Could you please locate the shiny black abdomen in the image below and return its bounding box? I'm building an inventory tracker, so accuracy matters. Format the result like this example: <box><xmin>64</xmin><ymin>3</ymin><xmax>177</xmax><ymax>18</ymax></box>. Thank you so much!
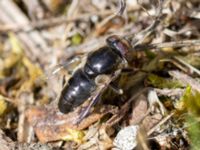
<box><xmin>59</xmin><ymin>46</ymin><xmax>123</xmax><ymax>114</ymax></box>
<box><xmin>84</xmin><ymin>46</ymin><xmax>122</xmax><ymax>77</ymax></box>
<box><xmin>58</xmin><ymin>69</ymin><xmax>96</xmax><ymax>113</ymax></box>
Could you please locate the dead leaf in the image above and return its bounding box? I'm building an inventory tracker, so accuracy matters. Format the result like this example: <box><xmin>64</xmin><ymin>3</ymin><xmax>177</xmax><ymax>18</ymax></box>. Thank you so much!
<box><xmin>129</xmin><ymin>94</ymin><xmax>148</xmax><ymax>125</ymax></box>
<box><xmin>78</xmin><ymin>125</ymin><xmax>113</xmax><ymax>150</ymax></box>
<box><xmin>26</xmin><ymin>105</ymin><xmax>118</xmax><ymax>143</ymax></box>
<box><xmin>142</xmin><ymin>113</ymin><xmax>163</xmax><ymax>131</ymax></box>
<box><xmin>169</xmin><ymin>70</ymin><xmax>200</xmax><ymax>93</ymax></box>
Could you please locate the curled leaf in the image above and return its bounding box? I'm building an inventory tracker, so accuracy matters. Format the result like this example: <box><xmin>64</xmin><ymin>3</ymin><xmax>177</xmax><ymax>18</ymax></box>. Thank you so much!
<box><xmin>26</xmin><ymin>105</ymin><xmax>118</xmax><ymax>143</ymax></box>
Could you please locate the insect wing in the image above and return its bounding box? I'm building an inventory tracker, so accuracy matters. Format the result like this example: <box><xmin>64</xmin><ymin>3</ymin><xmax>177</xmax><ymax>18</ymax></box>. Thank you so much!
<box><xmin>76</xmin><ymin>70</ymin><xmax>122</xmax><ymax>124</ymax></box>
<box><xmin>35</xmin><ymin>54</ymin><xmax>86</xmax><ymax>87</ymax></box>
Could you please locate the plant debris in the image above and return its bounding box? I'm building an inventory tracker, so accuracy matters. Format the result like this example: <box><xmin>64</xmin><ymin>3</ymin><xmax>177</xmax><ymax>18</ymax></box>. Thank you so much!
<box><xmin>1</xmin><ymin>0</ymin><xmax>200</xmax><ymax>149</ymax></box>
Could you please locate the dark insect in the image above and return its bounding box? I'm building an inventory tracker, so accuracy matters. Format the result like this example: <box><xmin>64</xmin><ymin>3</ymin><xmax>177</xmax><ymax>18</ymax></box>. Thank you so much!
<box><xmin>58</xmin><ymin>35</ymin><xmax>132</xmax><ymax>123</ymax></box>
<box><xmin>57</xmin><ymin>0</ymin><xmax>163</xmax><ymax>123</ymax></box>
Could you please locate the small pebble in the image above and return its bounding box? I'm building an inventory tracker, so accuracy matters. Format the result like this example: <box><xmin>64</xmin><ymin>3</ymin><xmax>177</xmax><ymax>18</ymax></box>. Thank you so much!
<box><xmin>113</xmin><ymin>125</ymin><xmax>139</xmax><ymax>150</ymax></box>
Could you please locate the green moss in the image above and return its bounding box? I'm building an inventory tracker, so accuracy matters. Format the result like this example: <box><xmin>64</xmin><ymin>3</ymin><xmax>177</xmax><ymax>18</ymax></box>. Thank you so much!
<box><xmin>181</xmin><ymin>87</ymin><xmax>200</xmax><ymax>150</ymax></box>
<box><xmin>147</xmin><ymin>74</ymin><xmax>183</xmax><ymax>88</ymax></box>
<box><xmin>182</xmin><ymin>86</ymin><xmax>200</xmax><ymax>117</ymax></box>
<box><xmin>187</xmin><ymin>115</ymin><xmax>200</xmax><ymax>150</ymax></box>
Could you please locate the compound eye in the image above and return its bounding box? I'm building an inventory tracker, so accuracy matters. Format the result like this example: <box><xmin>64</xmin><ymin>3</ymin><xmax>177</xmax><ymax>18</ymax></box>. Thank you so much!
<box><xmin>106</xmin><ymin>35</ymin><xmax>130</xmax><ymax>57</ymax></box>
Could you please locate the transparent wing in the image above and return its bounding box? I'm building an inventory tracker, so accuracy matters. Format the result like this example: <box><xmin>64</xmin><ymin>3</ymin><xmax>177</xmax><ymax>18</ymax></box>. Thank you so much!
<box><xmin>46</xmin><ymin>55</ymin><xmax>83</xmax><ymax>79</ymax></box>
<box><xmin>36</xmin><ymin>55</ymin><xmax>85</xmax><ymax>84</ymax></box>
<box><xmin>75</xmin><ymin>70</ymin><xmax>122</xmax><ymax>124</ymax></box>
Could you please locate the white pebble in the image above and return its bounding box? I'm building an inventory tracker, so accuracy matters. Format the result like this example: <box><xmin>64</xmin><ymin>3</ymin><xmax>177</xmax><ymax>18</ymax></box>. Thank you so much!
<box><xmin>113</xmin><ymin>125</ymin><xmax>139</xmax><ymax>150</ymax></box>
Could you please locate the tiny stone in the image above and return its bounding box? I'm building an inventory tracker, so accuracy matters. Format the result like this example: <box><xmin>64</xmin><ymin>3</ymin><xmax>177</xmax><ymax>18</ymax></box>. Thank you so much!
<box><xmin>113</xmin><ymin>125</ymin><xmax>139</xmax><ymax>150</ymax></box>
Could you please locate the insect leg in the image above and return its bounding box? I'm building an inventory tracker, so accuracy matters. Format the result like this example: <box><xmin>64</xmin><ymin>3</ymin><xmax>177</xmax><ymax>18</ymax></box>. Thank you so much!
<box><xmin>61</xmin><ymin>75</ymin><xmax>66</xmax><ymax>87</ymax></box>
<box><xmin>109</xmin><ymin>82</ymin><xmax>123</xmax><ymax>95</ymax></box>
<box><xmin>75</xmin><ymin>93</ymin><xmax>102</xmax><ymax>125</ymax></box>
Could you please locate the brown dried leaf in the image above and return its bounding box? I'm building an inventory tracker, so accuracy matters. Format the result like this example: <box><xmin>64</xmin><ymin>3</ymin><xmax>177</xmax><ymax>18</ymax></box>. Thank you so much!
<box><xmin>142</xmin><ymin>113</ymin><xmax>163</xmax><ymax>131</ymax></box>
<box><xmin>78</xmin><ymin>125</ymin><xmax>113</xmax><ymax>150</ymax></box>
<box><xmin>129</xmin><ymin>94</ymin><xmax>148</xmax><ymax>125</ymax></box>
<box><xmin>26</xmin><ymin>105</ymin><xmax>118</xmax><ymax>143</ymax></box>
